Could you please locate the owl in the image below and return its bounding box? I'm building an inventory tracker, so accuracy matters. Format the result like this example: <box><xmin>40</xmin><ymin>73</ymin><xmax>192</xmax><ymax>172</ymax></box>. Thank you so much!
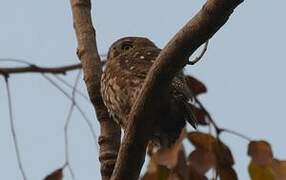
<box><xmin>101</xmin><ymin>37</ymin><xmax>197</xmax><ymax>147</ymax></box>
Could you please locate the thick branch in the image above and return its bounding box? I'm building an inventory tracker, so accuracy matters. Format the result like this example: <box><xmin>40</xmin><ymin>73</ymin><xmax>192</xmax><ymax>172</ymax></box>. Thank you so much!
<box><xmin>111</xmin><ymin>0</ymin><xmax>243</xmax><ymax>180</ymax></box>
<box><xmin>69</xmin><ymin>0</ymin><xmax>121</xmax><ymax>179</ymax></box>
<box><xmin>0</xmin><ymin>64</ymin><xmax>81</xmax><ymax>75</ymax></box>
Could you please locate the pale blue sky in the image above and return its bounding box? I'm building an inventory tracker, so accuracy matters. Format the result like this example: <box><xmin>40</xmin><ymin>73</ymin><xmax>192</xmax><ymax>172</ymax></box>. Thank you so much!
<box><xmin>1</xmin><ymin>0</ymin><xmax>286</xmax><ymax>179</ymax></box>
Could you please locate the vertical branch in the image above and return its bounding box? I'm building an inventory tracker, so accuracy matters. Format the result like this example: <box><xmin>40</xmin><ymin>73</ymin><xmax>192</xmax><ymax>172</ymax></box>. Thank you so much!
<box><xmin>69</xmin><ymin>0</ymin><xmax>121</xmax><ymax>179</ymax></box>
<box><xmin>4</xmin><ymin>77</ymin><xmax>27</xmax><ymax>180</ymax></box>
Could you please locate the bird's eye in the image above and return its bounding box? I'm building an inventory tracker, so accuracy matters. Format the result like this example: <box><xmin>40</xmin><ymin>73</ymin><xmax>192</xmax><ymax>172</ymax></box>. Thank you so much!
<box><xmin>121</xmin><ymin>43</ymin><xmax>133</xmax><ymax>51</ymax></box>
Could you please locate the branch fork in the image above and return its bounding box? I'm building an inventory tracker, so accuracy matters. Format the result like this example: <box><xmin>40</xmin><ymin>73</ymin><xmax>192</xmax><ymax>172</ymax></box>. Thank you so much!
<box><xmin>69</xmin><ymin>0</ymin><xmax>243</xmax><ymax>179</ymax></box>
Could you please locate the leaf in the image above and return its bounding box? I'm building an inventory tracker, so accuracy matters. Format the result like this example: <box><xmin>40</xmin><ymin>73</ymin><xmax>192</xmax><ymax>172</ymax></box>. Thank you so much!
<box><xmin>215</xmin><ymin>140</ymin><xmax>237</xmax><ymax>179</ymax></box>
<box><xmin>171</xmin><ymin>148</ymin><xmax>189</xmax><ymax>180</ymax></box>
<box><xmin>187</xmin><ymin>132</ymin><xmax>216</xmax><ymax>151</ymax></box>
<box><xmin>185</xmin><ymin>76</ymin><xmax>207</xmax><ymax>96</ymax></box>
<box><xmin>142</xmin><ymin>158</ymin><xmax>171</xmax><ymax>180</ymax></box>
<box><xmin>248</xmin><ymin>141</ymin><xmax>273</xmax><ymax>166</ymax></box>
<box><xmin>191</xmin><ymin>105</ymin><xmax>209</xmax><ymax>125</ymax></box>
<box><xmin>188</xmin><ymin>167</ymin><xmax>208</xmax><ymax>180</ymax></box>
<box><xmin>153</xmin><ymin>130</ymin><xmax>186</xmax><ymax>168</ymax></box>
<box><xmin>188</xmin><ymin>149</ymin><xmax>215</xmax><ymax>175</ymax></box>
<box><xmin>143</xmin><ymin>131</ymin><xmax>186</xmax><ymax>180</ymax></box>
<box><xmin>44</xmin><ymin>168</ymin><xmax>63</xmax><ymax>180</ymax></box>
<box><xmin>248</xmin><ymin>161</ymin><xmax>274</xmax><ymax>180</ymax></box>
<box><xmin>248</xmin><ymin>140</ymin><xmax>286</xmax><ymax>180</ymax></box>
<box><xmin>217</xmin><ymin>166</ymin><xmax>238</xmax><ymax>180</ymax></box>
<box><xmin>248</xmin><ymin>159</ymin><xmax>286</xmax><ymax>180</ymax></box>
<box><xmin>272</xmin><ymin>159</ymin><xmax>286</xmax><ymax>179</ymax></box>
<box><xmin>188</xmin><ymin>132</ymin><xmax>237</xmax><ymax>179</ymax></box>
<box><xmin>215</xmin><ymin>140</ymin><xmax>234</xmax><ymax>167</ymax></box>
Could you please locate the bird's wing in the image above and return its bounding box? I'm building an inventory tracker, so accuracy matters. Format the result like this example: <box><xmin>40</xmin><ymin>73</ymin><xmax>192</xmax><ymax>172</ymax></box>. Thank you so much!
<box><xmin>171</xmin><ymin>73</ymin><xmax>198</xmax><ymax>128</ymax></box>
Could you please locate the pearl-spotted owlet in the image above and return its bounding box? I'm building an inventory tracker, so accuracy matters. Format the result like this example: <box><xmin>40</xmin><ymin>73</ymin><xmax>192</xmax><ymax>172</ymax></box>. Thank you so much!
<box><xmin>101</xmin><ymin>36</ymin><xmax>197</xmax><ymax>147</ymax></box>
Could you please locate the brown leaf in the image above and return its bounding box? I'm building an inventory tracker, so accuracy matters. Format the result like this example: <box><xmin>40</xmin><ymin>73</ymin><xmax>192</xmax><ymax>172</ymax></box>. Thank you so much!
<box><xmin>167</xmin><ymin>173</ymin><xmax>180</xmax><ymax>180</ymax></box>
<box><xmin>191</xmin><ymin>105</ymin><xmax>209</xmax><ymax>125</ymax></box>
<box><xmin>248</xmin><ymin>160</ymin><xmax>274</xmax><ymax>180</ymax></box>
<box><xmin>187</xmin><ymin>132</ymin><xmax>216</xmax><ymax>151</ymax></box>
<box><xmin>248</xmin><ymin>159</ymin><xmax>286</xmax><ymax>180</ymax></box>
<box><xmin>248</xmin><ymin>141</ymin><xmax>273</xmax><ymax>166</ymax></box>
<box><xmin>247</xmin><ymin>140</ymin><xmax>286</xmax><ymax>180</ymax></box>
<box><xmin>144</xmin><ymin>131</ymin><xmax>187</xmax><ymax>180</ymax></box>
<box><xmin>185</xmin><ymin>76</ymin><xmax>207</xmax><ymax>96</ymax></box>
<box><xmin>188</xmin><ymin>132</ymin><xmax>237</xmax><ymax>179</ymax></box>
<box><xmin>214</xmin><ymin>140</ymin><xmax>237</xmax><ymax>179</ymax></box>
<box><xmin>271</xmin><ymin>159</ymin><xmax>286</xmax><ymax>179</ymax></box>
<box><xmin>188</xmin><ymin>149</ymin><xmax>216</xmax><ymax>175</ymax></box>
<box><xmin>171</xmin><ymin>148</ymin><xmax>189</xmax><ymax>180</ymax></box>
<box><xmin>44</xmin><ymin>168</ymin><xmax>63</xmax><ymax>180</ymax></box>
<box><xmin>189</xmin><ymin>167</ymin><xmax>208</xmax><ymax>180</ymax></box>
<box><xmin>142</xmin><ymin>158</ymin><xmax>171</xmax><ymax>180</ymax></box>
<box><xmin>215</xmin><ymin>140</ymin><xmax>234</xmax><ymax>167</ymax></box>
<box><xmin>153</xmin><ymin>130</ymin><xmax>186</xmax><ymax>168</ymax></box>
<box><xmin>217</xmin><ymin>166</ymin><xmax>238</xmax><ymax>180</ymax></box>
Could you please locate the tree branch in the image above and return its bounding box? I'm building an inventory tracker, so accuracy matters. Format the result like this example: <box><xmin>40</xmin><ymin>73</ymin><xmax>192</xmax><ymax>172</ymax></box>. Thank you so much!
<box><xmin>111</xmin><ymin>0</ymin><xmax>243</xmax><ymax>179</ymax></box>
<box><xmin>69</xmin><ymin>0</ymin><xmax>121</xmax><ymax>180</ymax></box>
<box><xmin>0</xmin><ymin>63</ymin><xmax>81</xmax><ymax>75</ymax></box>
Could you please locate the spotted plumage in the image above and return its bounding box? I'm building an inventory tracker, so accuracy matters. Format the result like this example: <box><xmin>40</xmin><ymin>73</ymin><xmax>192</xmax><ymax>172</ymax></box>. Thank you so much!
<box><xmin>101</xmin><ymin>37</ymin><xmax>197</xmax><ymax>147</ymax></box>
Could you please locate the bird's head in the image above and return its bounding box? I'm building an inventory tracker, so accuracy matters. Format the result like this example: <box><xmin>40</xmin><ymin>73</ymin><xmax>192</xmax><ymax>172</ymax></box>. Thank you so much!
<box><xmin>107</xmin><ymin>36</ymin><xmax>157</xmax><ymax>59</ymax></box>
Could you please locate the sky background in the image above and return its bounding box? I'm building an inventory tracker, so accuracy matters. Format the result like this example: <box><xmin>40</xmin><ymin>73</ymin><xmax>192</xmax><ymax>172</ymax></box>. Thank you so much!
<box><xmin>1</xmin><ymin>0</ymin><xmax>286</xmax><ymax>179</ymax></box>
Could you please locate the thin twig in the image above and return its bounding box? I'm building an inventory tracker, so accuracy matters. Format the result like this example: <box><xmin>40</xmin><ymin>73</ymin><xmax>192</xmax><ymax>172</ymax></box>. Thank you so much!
<box><xmin>194</xmin><ymin>97</ymin><xmax>251</xmax><ymax>141</ymax></box>
<box><xmin>0</xmin><ymin>58</ymin><xmax>34</xmax><ymax>65</ymax></box>
<box><xmin>53</xmin><ymin>75</ymin><xmax>89</xmax><ymax>101</ymax></box>
<box><xmin>0</xmin><ymin>58</ymin><xmax>106</xmax><ymax>76</ymax></box>
<box><xmin>4</xmin><ymin>76</ymin><xmax>27</xmax><ymax>180</ymax></box>
<box><xmin>194</xmin><ymin>96</ymin><xmax>221</xmax><ymax>134</ymax></box>
<box><xmin>188</xmin><ymin>40</ymin><xmax>209</xmax><ymax>65</ymax></box>
<box><xmin>41</xmin><ymin>73</ymin><xmax>98</xmax><ymax>148</ymax></box>
<box><xmin>63</xmin><ymin>103</ymin><xmax>76</xmax><ymax>180</ymax></box>
<box><xmin>220</xmin><ymin>128</ymin><xmax>252</xmax><ymax>141</ymax></box>
<box><xmin>63</xmin><ymin>71</ymin><xmax>82</xmax><ymax>180</ymax></box>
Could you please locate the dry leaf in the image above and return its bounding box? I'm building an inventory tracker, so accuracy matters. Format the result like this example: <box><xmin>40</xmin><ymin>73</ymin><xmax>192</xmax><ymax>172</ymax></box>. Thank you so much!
<box><xmin>248</xmin><ymin>140</ymin><xmax>286</xmax><ymax>180</ymax></box>
<box><xmin>185</xmin><ymin>76</ymin><xmax>207</xmax><ymax>95</ymax></box>
<box><xmin>44</xmin><ymin>168</ymin><xmax>63</xmax><ymax>180</ymax></box>
<box><xmin>248</xmin><ymin>141</ymin><xmax>273</xmax><ymax>166</ymax></box>
<box><xmin>188</xmin><ymin>132</ymin><xmax>237</xmax><ymax>179</ymax></box>
<box><xmin>172</xmin><ymin>148</ymin><xmax>189</xmax><ymax>180</ymax></box>
<box><xmin>217</xmin><ymin>166</ymin><xmax>238</xmax><ymax>180</ymax></box>
<box><xmin>142</xmin><ymin>158</ymin><xmax>171</xmax><ymax>180</ymax></box>
<box><xmin>215</xmin><ymin>140</ymin><xmax>237</xmax><ymax>179</ymax></box>
<box><xmin>191</xmin><ymin>105</ymin><xmax>209</xmax><ymax>125</ymax></box>
<box><xmin>188</xmin><ymin>149</ymin><xmax>215</xmax><ymax>175</ymax></box>
<box><xmin>187</xmin><ymin>132</ymin><xmax>216</xmax><ymax>151</ymax></box>
<box><xmin>272</xmin><ymin>159</ymin><xmax>286</xmax><ymax>180</ymax></box>
<box><xmin>189</xmin><ymin>167</ymin><xmax>208</xmax><ymax>180</ymax></box>
<box><xmin>215</xmin><ymin>140</ymin><xmax>234</xmax><ymax>166</ymax></box>
<box><xmin>248</xmin><ymin>161</ymin><xmax>274</xmax><ymax>180</ymax></box>
<box><xmin>153</xmin><ymin>130</ymin><xmax>186</xmax><ymax>168</ymax></box>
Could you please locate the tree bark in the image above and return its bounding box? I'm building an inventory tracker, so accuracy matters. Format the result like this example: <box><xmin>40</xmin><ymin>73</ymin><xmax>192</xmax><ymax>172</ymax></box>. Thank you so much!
<box><xmin>69</xmin><ymin>0</ymin><xmax>121</xmax><ymax>179</ymax></box>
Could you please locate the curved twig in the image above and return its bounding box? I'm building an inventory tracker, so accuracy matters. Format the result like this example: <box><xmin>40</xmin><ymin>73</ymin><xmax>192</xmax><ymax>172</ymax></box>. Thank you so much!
<box><xmin>63</xmin><ymin>70</ymin><xmax>82</xmax><ymax>180</ymax></box>
<box><xmin>188</xmin><ymin>40</ymin><xmax>209</xmax><ymax>65</ymax></box>
<box><xmin>4</xmin><ymin>77</ymin><xmax>27</xmax><ymax>180</ymax></box>
<box><xmin>41</xmin><ymin>74</ymin><xmax>98</xmax><ymax>148</ymax></box>
<box><xmin>53</xmin><ymin>75</ymin><xmax>89</xmax><ymax>101</ymax></box>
